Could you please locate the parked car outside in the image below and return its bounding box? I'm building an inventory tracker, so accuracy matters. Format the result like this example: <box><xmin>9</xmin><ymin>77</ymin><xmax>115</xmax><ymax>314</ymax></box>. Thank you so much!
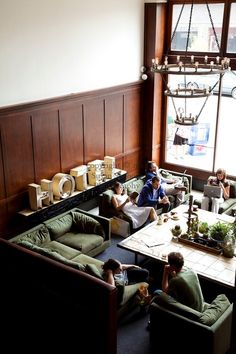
<box><xmin>184</xmin><ymin>71</ymin><xmax>236</xmax><ymax>98</ymax></box>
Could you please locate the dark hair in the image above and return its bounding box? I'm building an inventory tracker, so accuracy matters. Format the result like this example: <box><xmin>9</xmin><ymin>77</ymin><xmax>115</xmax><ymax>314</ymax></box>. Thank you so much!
<box><xmin>215</xmin><ymin>168</ymin><xmax>227</xmax><ymax>181</ymax></box>
<box><xmin>112</xmin><ymin>181</ymin><xmax>123</xmax><ymax>193</ymax></box>
<box><xmin>146</xmin><ymin>161</ymin><xmax>154</xmax><ymax>172</ymax></box>
<box><xmin>102</xmin><ymin>258</ymin><xmax>120</xmax><ymax>272</ymax></box>
<box><xmin>168</xmin><ymin>252</ymin><xmax>184</xmax><ymax>269</ymax></box>
<box><xmin>152</xmin><ymin>176</ymin><xmax>161</xmax><ymax>183</ymax></box>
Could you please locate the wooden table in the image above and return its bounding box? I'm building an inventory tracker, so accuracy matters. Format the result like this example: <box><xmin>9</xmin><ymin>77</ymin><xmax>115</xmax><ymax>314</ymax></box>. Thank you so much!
<box><xmin>118</xmin><ymin>204</ymin><xmax>236</xmax><ymax>288</ymax></box>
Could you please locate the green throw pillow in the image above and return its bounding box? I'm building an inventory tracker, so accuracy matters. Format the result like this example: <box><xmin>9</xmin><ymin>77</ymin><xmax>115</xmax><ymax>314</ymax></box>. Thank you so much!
<box><xmin>45</xmin><ymin>214</ymin><xmax>73</xmax><ymax>239</ymax></box>
<box><xmin>14</xmin><ymin>226</ymin><xmax>51</xmax><ymax>246</ymax></box>
<box><xmin>85</xmin><ymin>264</ymin><xmax>103</xmax><ymax>280</ymax></box>
<box><xmin>16</xmin><ymin>240</ymin><xmax>86</xmax><ymax>271</ymax></box>
<box><xmin>71</xmin><ymin>211</ymin><xmax>105</xmax><ymax>237</ymax></box>
<box><xmin>199</xmin><ymin>294</ymin><xmax>230</xmax><ymax>326</ymax></box>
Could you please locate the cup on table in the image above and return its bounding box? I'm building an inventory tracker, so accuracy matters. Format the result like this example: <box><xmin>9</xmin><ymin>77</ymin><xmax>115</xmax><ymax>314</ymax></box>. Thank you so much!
<box><xmin>192</xmin><ymin>204</ymin><xmax>198</xmax><ymax>212</ymax></box>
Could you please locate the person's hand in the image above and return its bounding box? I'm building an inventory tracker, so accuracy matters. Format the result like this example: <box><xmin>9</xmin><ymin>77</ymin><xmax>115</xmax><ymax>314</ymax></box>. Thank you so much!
<box><xmin>125</xmin><ymin>196</ymin><xmax>130</xmax><ymax>203</ymax></box>
<box><xmin>164</xmin><ymin>264</ymin><xmax>176</xmax><ymax>277</ymax></box>
<box><xmin>219</xmin><ymin>182</ymin><xmax>224</xmax><ymax>189</ymax></box>
<box><xmin>161</xmin><ymin>195</ymin><xmax>169</xmax><ymax>204</ymax></box>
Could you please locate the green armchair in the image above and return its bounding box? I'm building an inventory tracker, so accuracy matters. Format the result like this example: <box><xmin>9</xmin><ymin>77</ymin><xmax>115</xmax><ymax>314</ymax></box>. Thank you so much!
<box><xmin>149</xmin><ymin>292</ymin><xmax>233</xmax><ymax>354</ymax></box>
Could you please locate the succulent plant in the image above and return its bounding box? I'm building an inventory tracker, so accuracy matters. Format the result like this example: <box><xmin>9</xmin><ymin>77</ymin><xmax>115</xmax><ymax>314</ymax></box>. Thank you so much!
<box><xmin>170</xmin><ymin>224</ymin><xmax>182</xmax><ymax>236</ymax></box>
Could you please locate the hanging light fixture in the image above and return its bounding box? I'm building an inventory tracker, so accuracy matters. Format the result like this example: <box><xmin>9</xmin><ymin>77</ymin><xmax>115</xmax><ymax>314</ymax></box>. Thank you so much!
<box><xmin>151</xmin><ymin>1</ymin><xmax>231</xmax><ymax>126</ymax></box>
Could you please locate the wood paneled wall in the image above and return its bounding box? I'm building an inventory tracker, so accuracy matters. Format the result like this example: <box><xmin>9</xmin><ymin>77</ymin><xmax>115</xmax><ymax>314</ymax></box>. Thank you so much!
<box><xmin>0</xmin><ymin>82</ymin><xmax>144</xmax><ymax>238</ymax></box>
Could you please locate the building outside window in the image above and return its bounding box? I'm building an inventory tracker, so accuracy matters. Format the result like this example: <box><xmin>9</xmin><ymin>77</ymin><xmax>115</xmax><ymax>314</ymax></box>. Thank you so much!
<box><xmin>164</xmin><ymin>2</ymin><xmax>236</xmax><ymax>177</ymax></box>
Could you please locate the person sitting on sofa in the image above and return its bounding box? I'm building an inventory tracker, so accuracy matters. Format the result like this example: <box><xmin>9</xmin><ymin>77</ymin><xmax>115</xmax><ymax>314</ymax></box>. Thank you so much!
<box><xmin>112</xmin><ymin>181</ymin><xmax>157</xmax><ymax>229</ymax></box>
<box><xmin>137</xmin><ymin>176</ymin><xmax>170</xmax><ymax>213</ymax></box>
<box><xmin>154</xmin><ymin>251</ymin><xmax>204</xmax><ymax>312</ymax></box>
<box><xmin>201</xmin><ymin>167</ymin><xmax>230</xmax><ymax>214</ymax></box>
<box><xmin>145</xmin><ymin>161</ymin><xmax>186</xmax><ymax>206</ymax></box>
<box><xmin>102</xmin><ymin>258</ymin><xmax>149</xmax><ymax>286</ymax></box>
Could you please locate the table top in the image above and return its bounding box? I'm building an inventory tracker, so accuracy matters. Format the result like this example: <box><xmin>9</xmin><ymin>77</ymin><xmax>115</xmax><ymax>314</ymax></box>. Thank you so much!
<box><xmin>118</xmin><ymin>204</ymin><xmax>236</xmax><ymax>288</ymax></box>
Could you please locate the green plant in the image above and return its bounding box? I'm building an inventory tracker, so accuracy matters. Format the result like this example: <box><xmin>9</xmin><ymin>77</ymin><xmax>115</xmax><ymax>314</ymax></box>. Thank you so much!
<box><xmin>198</xmin><ymin>221</ymin><xmax>209</xmax><ymax>235</ymax></box>
<box><xmin>170</xmin><ymin>224</ymin><xmax>182</xmax><ymax>237</ymax></box>
<box><xmin>209</xmin><ymin>222</ymin><xmax>231</xmax><ymax>242</ymax></box>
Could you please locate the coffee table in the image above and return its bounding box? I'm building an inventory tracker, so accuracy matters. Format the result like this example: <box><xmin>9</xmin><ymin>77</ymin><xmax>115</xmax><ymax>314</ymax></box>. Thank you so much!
<box><xmin>117</xmin><ymin>204</ymin><xmax>236</xmax><ymax>288</ymax></box>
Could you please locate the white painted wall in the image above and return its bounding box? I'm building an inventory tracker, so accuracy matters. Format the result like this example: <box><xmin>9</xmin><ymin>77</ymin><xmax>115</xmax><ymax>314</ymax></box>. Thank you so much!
<box><xmin>0</xmin><ymin>0</ymin><xmax>144</xmax><ymax>107</ymax></box>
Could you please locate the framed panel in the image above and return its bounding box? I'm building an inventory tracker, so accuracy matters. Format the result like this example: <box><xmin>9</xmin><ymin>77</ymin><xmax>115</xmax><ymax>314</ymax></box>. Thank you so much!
<box><xmin>83</xmin><ymin>99</ymin><xmax>105</xmax><ymax>162</ymax></box>
<box><xmin>104</xmin><ymin>94</ymin><xmax>123</xmax><ymax>156</ymax></box>
<box><xmin>59</xmin><ymin>102</ymin><xmax>84</xmax><ymax>171</ymax></box>
<box><xmin>1</xmin><ymin>113</ymin><xmax>34</xmax><ymax>196</ymax></box>
<box><xmin>32</xmin><ymin>108</ymin><xmax>61</xmax><ymax>182</ymax></box>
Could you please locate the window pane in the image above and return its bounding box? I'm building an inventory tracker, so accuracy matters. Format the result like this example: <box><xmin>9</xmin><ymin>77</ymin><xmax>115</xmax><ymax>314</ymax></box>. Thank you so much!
<box><xmin>165</xmin><ymin>71</ymin><xmax>236</xmax><ymax>174</ymax></box>
<box><xmin>165</xmin><ymin>74</ymin><xmax>218</xmax><ymax>170</ymax></box>
<box><xmin>227</xmin><ymin>3</ymin><xmax>236</xmax><ymax>53</ymax></box>
<box><xmin>171</xmin><ymin>3</ymin><xmax>224</xmax><ymax>52</ymax></box>
<box><xmin>215</xmin><ymin>71</ymin><xmax>236</xmax><ymax>175</ymax></box>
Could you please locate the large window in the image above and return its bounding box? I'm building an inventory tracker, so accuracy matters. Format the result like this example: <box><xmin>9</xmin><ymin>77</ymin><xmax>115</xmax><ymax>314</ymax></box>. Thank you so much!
<box><xmin>171</xmin><ymin>3</ymin><xmax>224</xmax><ymax>52</ymax></box>
<box><xmin>165</xmin><ymin>1</ymin><xmax>236</xmax><ymax>177</ymax></box>
<box><xmin>227</xmin><ymin>3</ymin><xmax>236</xmax><ymax>53</ymax></box>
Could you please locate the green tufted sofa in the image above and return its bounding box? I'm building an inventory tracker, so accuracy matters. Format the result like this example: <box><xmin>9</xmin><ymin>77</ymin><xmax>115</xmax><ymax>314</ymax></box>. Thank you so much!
<box><xmin>193</xmin><ymin>176</ymin><xmax>236</xmax><ymax>215</ymax></box>
<box><xmin>149</xmin><ymin>292</ymin><xmax>233</xmax><ymax>354</ymax></box>
<box><xmin>99</xmin><ymin>169</ymin><xmax>192</xmax><ymax>232</ymax></box>
<box><xmin>8</xmin><ymin>208</ymin><xmax>147</xmax><ymax>330</ymax></box>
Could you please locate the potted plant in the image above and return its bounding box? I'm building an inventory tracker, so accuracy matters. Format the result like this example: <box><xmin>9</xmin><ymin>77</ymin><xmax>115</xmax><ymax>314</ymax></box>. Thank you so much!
<box><xmin>198</xmin><ymin>221</ymin><xmax>209</xmax><ymax>238</ymax></box>
<box><xmin>209</xmin><ymin>222</ymin><xmax>231</xmax><ymax>243</ymax></box>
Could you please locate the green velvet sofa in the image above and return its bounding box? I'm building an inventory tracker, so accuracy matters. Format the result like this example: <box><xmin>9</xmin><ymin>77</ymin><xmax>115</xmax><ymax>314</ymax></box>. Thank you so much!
<box><xmin>149</xmin><ymin>292</ymin><xmax>233</xmax><ymax>354</ymax></box>
<box><xmin>10</xmin><ymin>207</ymin><xmax>111</xmax><ymax>258</ymax></box>
<box><xmin>99</xmin><ymin>168</ymin><xmax>192</xmax><ymax>232</ymax></box>
<box><xmin>4</xmin><ymin>208</ymin><xmax>147</xmax><ymax>352</ymax></box>
<box><xmin>193</xmin><ymin>176</ymin><xmax>236</xmax><ymax>215</ymax></box>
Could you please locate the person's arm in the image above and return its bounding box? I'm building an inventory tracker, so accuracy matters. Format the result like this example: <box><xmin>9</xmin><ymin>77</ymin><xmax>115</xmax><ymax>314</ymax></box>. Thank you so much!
<box><xmin>162</xmin><ymin>265</ymin><xmax>170</xmax><ymax>292</ymax></box>
<box><xmin>104</xmin><ymin>269</ymin><xmax>115</xmax><ymax>286</ymax></box>
<box><xmin>138</xmin><ymin>186</ymin><xmax>157</xmax><ymax>207</ymax></box>
<box><xmin>158</xmin><ymin>186</ymin><xmax>169</xmax><ymax>204</ymax></box>
<box><xmin>121</xmin><ymin>263</ymin><xmax>141</xmax><ymax>270</ymax></box>
<box><xmin>111</xmin><ymin>194</ymin><xmax>129</xmax><ymax>211</ymax></box>
<box><xmin>162</xmin><ymin>265</ymin><xmax>176</xmax><ymax>292</ymax></box>
<box><xmin>220</xmin><ymin>182</ymin><xmax>230</xmax><ymax>200</ymax></box>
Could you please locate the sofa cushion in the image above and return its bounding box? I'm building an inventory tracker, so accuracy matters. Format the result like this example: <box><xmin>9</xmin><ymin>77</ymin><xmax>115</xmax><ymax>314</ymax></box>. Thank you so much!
<box><xmin>72</xmin><ymin>253</ymin><xmax>104</xmax><ymax>268</ymax></box>
<box><xmin>125</xmin><ymin>179</ymin><xmax>144</xmax><ymax>195</ymax></box>
<box><xmin>43</xmin><ymin>240</ymin><xmax>81</xmax><ymax>259</ymax></box>
<box><xmin>57</xmin><ymin>232</ymin><xmax>104</xmax><ymax>254</ymax></box>
<box><xmin>85</xmin><ymin>264</ymin><xmax>103</xmax><ymax>280</ymax></box>
<box><xmin>71</xmin><ymin>211</ymin><xmax>105</xmax><ymax>238</ymax></box>
<box><xmin>199</xmin><ymin>294</ymin><xmax>230</xmax><ymax>326</ymax></box>
<box><xmin>12</xmin><ymin>226</ymin><xmax>51</xmax><ymax>246</ymax></box>
<box><xmin>102</xmin><ymin>189</ymin><xmax>114</xmax><ymax>204</ymax></box>
<box><xmin>16</xmin><ymin>240</ymin><xmax>86</xmax><ymax>271</ymax></box>
<box><xmin>45</xmin><ymin>214</ymin><xmax>73</xmax><ymax>239</ymax></box>
<box><xmin>152</xmin><ymin>292</ymin><xmax>201</xmax><ymax>321</ymax></box>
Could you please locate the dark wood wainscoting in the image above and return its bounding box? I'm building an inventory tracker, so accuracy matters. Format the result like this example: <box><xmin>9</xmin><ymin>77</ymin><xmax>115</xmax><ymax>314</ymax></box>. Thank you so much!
<box><xmin>0</xmin><ymin>82</ymin><xmax>145</xmax><ymax>238</ymax></box>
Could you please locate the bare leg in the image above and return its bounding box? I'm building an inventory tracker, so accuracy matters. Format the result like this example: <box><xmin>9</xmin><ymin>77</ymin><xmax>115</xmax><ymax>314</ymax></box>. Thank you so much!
<box><xmin>150</xmin><ymin>207</ymin><xmax>157</xmax><ymax>221</ymax></box>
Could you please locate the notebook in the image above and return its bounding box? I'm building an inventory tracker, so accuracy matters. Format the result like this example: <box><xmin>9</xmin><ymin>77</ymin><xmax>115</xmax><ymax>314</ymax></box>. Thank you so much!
<box><xmin>203</xmin><ymin>185</ymin><xmax>223</xmax><ymax>198</ymax></box>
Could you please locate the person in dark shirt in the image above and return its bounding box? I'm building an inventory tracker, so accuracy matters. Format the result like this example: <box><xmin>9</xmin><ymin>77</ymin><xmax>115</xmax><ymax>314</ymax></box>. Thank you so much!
<box><xmin>137</xmin><ymin>176</ymin><xmax>170</xmax><ymax>213</ymax></box>
<box><xmin>145</xmin><ymin>161</ymin><xmax>186</xmax><ymax>206</ymax></box>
